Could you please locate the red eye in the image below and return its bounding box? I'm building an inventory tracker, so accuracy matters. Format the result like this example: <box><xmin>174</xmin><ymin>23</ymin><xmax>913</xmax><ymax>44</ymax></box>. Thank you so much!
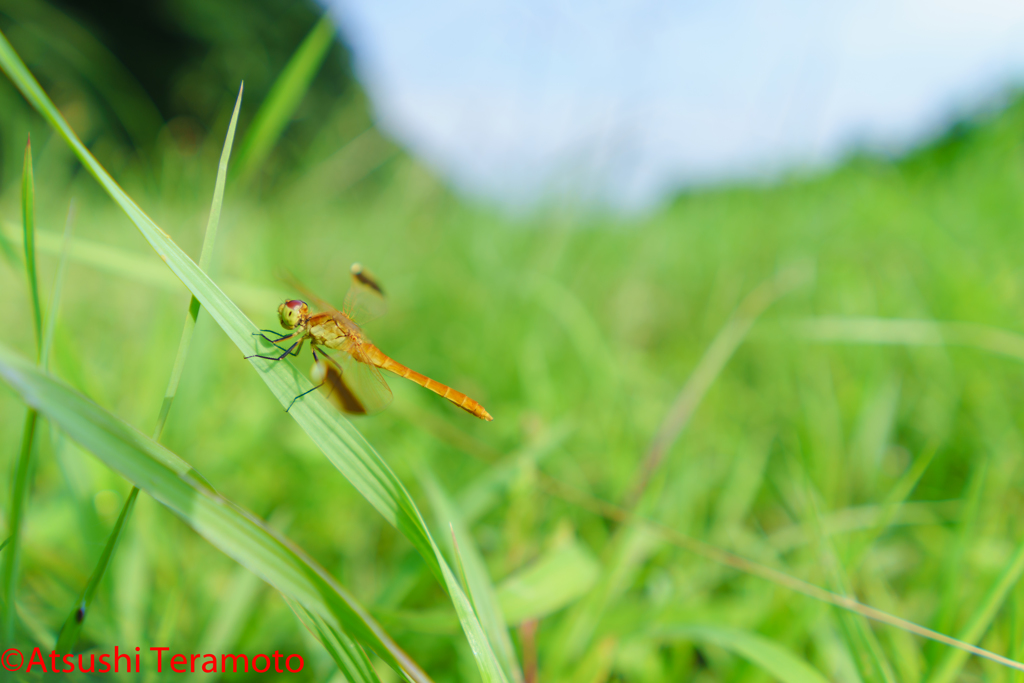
<box><xmin>284</xmin><ymin>299</ymin><xmax>306</xmax><ymax>311</ymax></box>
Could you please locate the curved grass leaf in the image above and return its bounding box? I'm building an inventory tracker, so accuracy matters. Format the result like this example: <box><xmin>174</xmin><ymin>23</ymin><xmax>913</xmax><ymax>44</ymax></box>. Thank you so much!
<box><xmin>0</xmin><ymin>28</ymin><xmax>510</xmax><ymax>683</ymax></box>
<box><xmin>232</xmin><ymin>13</ymin><xmax>335</xmax><ymax>180</ymax></box>
<box><xmin>21</xmin><ymin>137</ymin><xmax>41</xmax><ymax>351</ymax></box>
<box><xmin>0</xmin><ymin>343</ymin><xmax>429</xmax><ymax>683</ymax></box>
<box><xmin>2</xmin><ymin>138</ymin><xmax>40</xmax><ymax>643</ymax></box>
<box><xmin>158</xmin><ymin>81</ymin><xmax>243</xmax><ymax>436</ymax></box>
<box><xmin>421</xmin><ymin>467</ymin><xmax>523</xmax><ymax>683</ymax></box>
<box><xmin>53</xmin><ymin>486</ymin><xmax>139</xmax><ymax>653</ymax></box>
<box><xmin>2</xmin><ymin>410</ymin><xmax>36</xmax><ymax>642</ymax></box>
<box><xmin>0</xmin><ymin>221</ymin><xmax>281</xmax><ymax>311</ymax></box>
<box><xmin>289</xmin><ymin>597</ymin><xmax>383</xmax><ymax>683</ymax></box>
<box><xmin>55</xmin><ymin>84</ymin><xmax>245</xmax><ymax>654</ymax></box>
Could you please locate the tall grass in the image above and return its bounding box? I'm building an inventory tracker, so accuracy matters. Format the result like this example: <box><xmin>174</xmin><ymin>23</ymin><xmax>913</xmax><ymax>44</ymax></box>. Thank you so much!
<box><xmin>4</xmin><ymin>5</ymin><xmax>1024</xmax><ymax>682</ymax></box>
<box><xmin>0</xmin><ymin>21</ymin><xmax>511</xmax><ymax>683</ymax></box>
<box><xmin>1</xmin><ymin>137</ymin><xmax>40</xmax><ymax>645</ymax></box>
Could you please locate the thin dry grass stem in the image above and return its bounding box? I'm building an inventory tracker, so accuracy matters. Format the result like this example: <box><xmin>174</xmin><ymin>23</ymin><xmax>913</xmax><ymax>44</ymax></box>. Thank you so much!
<box><xmin>520</xmin><ymin>619</ymin><xmax>539</xmax><ymax>683</ymax></box>
<box><xmin>537</xmin><ymin>474</ymin><xmax>1024</xmax><ymax>673</ymax></box>
<box><xmin>625</xmin><ymin>266</ymin><xmax>810</xmax><ymax>508</ymax></box>
<box><xmin>796</xmin><ymin>317</ymin><xmax>1024</xmax><ymax>361</ymax></box>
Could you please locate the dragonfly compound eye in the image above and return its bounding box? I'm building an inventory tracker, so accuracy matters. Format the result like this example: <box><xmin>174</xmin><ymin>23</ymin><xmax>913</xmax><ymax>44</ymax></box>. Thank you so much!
<box><xmin>277</xmin><ymin>299</ymin><xmax>306</xmax><ymax>329</ymax></box>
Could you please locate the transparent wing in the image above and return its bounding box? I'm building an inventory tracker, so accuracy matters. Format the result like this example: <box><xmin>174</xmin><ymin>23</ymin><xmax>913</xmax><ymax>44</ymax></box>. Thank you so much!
<box><xmin>312</xmin><ymin>348</ymin><xmax>393</xmax><ymax>416</ymax></box>
<box><xmin>342</xmin><ymin>263</ymin><xmax>387</xmax><ymax>325</ymax></box>
<box><xmin>279</xmin><ymin>266</ymin><xmax>386</xmax><ymax>327</ymax></box>
<box><xmin>280</xmin><ymin>271</ymin><xmax>341</xmax><ymax>316</ymax></box>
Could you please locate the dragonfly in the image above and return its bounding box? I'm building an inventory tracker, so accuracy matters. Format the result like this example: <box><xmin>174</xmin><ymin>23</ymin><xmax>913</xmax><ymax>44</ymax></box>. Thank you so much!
<box><xmin>249</xmin><ymin>264</ymin><xmax>493</xmax><ymax>421</ymax></box>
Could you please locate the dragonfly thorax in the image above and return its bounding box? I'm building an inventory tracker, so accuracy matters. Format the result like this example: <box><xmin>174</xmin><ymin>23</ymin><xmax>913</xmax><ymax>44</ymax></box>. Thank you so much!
<box><xmin>278</xmin><ymin>299</ymin><xmax>309</xmax><ymax>330</ymax></box>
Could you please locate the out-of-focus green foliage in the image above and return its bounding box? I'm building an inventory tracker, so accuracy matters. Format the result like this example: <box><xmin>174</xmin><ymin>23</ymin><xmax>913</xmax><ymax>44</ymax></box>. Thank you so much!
<box><xmin>0</xmin><ymin>0</ymin><xmax>365</xmax><ymax>188</ymax></box>
<box><xmin>5</xmin><ymin>1</ymin><xmax>1024</xmax><ymax>681</ymax></box>
<box><xmin>0</xmin><ymin>343</ymin><xmax>429</xmax><ymax>681</ymax></box>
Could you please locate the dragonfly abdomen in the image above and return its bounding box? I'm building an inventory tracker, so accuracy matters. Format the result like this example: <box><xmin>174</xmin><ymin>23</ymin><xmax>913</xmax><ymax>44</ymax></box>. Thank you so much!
<box><xmin>377</xmin><ymin>353</ymin><xmax>493</xmax><ymax>421</ymax></box>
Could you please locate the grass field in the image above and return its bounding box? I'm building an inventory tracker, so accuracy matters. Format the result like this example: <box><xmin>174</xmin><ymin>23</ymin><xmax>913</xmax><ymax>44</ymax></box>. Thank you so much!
<box><xmin>4</xmin><ymin>9</ymin><xmax>1024</xmax><ymax>683</ymax></box>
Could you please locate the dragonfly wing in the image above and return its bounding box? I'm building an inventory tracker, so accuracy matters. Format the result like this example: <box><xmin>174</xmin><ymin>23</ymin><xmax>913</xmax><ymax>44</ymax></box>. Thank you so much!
<box><xmin>280</xmin><ymin>266</ymin><xmax>386</xmax><ymax>327</ymax></box>
<box><xmin>312</xmin><ymin>354</ymin><xmax>366</xmax><ymax>414</ymax></box>
<box><xmin>313</xmin><ymin>348</ymin><xmax>393</xmax><ymax>416</ymax></box>
<box><xmin>280</xmin><ymin>271</ymin><xmax>338</xmax><ymax>315</ymax></box>
<box><xmin>342</xmin><ymin>263</ymin><xmax>387</xmax><ymax>325</ymax></box>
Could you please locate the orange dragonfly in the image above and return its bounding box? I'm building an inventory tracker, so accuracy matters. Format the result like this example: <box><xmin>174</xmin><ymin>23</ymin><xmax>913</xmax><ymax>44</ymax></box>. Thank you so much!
<box><xmin>249</xmin><ymin>264</ymin><xmax>493</xmax><ymax>421</ymax></box>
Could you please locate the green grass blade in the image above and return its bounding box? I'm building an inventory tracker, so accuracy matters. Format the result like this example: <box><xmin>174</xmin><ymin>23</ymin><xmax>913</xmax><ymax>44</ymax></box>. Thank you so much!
<box><xmin>2</xmin><ymin>138</ymin><xmax>42</xmax><ymax>643</ymax></box>
<box><xmin>0</xmin><ymin>221</ymin><xmax>280</xmax><ymax>311</ymax></box>
<box><xmin>0</xmin><ymin>343</ymin><xmax>430</xmax><ymax>683</ymax></box>
<box><xmin>53</xmin><ymin>84</ymin><xmax>246</xmax><ymax>654</ymax></box>
<box><xmin>1</xmin><ymin>409</ymin><xmax>37</xmax><ymax>642</ymax></box>
<box><xmin>545</xmin><ymin>524</ymin><xmax>660</xmax><ymax>678</ymax></box>
<box><xmin>21</xmin><ymin>136</ymin><xmax>41</xmax><ymax>355</ymax></box>
<box><xmin>0</xmin><ymin>214</ymin><xmax>18</xmax><ymax>267</ymax></box>
<box><xmin>288</xmin><ymin>598</ymin><xmax>384</xmax><ymax>683</ymax></box>
<box><xmin>833</xmin><ymin>603</ymin><xmax>895</xmax><ymax>683</ymax></box>
<box><xmin>926</xmin><ymin>537</ymin><xmax>1024</xmax><ymax>683</ymax></box>
<box><xmin>801</xmin><ymin>474</ymin><xmax>896</xmax><ymax>683</ymax></box>
<box><xmin>846</xmin><ymin>442</ymin><xmax>937</xmax><ymax>573</ymax></box>
<box><xmin>628</xmin><ymin>266</ymin><xmax>811</xmax><ymax>505</ymax></box>
<box><xmin>200</xmin><ymin>84</ymin><xmax>242</xmax><ymax>268</ymax></box>
<box><xmin>655</xmin><ymin>624</ymin><xmax>831</xmax><ymax>683</ymax></box>
<box><xmin>455</xmin><ymin>421</ymin><xmax>574</xmax><ymax>524</ymax></box>
<box><xmin>155</xmin><ymin>82</ymin><xmax>243</xmax><ymax>436</ymax></box>
<box><xmin>927</xmin><ymin>458</ymin><xmax>988</xmax><ymax>668</ymax></box>
<box><xmin>548</xmin><ymin>270</ymin><xmax>809</xmax><ymax>675</ymax></box>
<box><xmin>436</xmin><ymin>555</ymin><xmax>510</xmax><ymax>682</ymax></box>
<box><xmin>0</xmin><ymin>29</ymin><xmax>511</xmax><ymax>682</ymax></box>
<box><xmin>232</xmin><ymin>14</ymin><xmax>335</xmax><ymax>180</ymax></box>
<box><xmin>54</xmin><ymin>487</ymin><xmax>139</xmax><ymax>652</ymax></box>
<box><xmin>421</xmin><ymin>467</ymin><xmax>523</xmax><ymax>683</ymax></box>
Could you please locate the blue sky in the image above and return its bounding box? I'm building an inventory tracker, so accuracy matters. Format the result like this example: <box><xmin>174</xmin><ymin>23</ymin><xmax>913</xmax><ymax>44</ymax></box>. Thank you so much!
<box><xmin>323</xmin><ymin>0</ymin><xmax>1024</xmax><ymax>211</ymax></box>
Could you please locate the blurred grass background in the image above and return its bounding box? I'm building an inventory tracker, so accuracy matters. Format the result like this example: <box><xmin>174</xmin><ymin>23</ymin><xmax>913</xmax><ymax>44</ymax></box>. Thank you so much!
<box><xmin>4</xmin><ymin>1</ymin><xmax>1024</xmax><ymax>681</ymax></box>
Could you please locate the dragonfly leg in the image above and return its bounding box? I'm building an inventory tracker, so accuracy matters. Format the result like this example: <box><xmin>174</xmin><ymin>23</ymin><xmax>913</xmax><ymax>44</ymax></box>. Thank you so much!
<box><xmin>282</xmin><ymin>345</ymin><xmax>327</xmax><ymax>411</ymax></box>
<box><xmin>310</xmin><ymin>349</ymin><xmax>335</xmax><ymax>405</ymax></box>
<box><xmin>252</xmin><ymin>329</ymin><xmax>297</xmax><ymax>347</ymax></box>
<box><xmin>245</xmin><ymin>338</ymin><xmax>303</xmax><ymax>361</ymax></box>
<box><xmin>285</xmin><ymin>381</ymin><xmax>324</xmax><ymax>412</ymax></box>
<box><xmin>255</xmin><ymin>329</ymin><xmax>291</xmax><ymax>341</ymax></box>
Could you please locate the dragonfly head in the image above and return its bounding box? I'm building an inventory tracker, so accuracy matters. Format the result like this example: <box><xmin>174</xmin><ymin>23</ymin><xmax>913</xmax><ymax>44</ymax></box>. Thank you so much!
<box><xmin>278</xmin><ymin>299</ymin><xmax>308</xmax><ymax>330</ymax></box>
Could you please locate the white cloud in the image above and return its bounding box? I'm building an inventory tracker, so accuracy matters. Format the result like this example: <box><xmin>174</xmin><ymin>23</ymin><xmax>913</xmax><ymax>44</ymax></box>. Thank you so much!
<box><xmin>323</xmin><ymin>0</ymin><xmax>1024</xmax><ymax>211</ymax></box>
